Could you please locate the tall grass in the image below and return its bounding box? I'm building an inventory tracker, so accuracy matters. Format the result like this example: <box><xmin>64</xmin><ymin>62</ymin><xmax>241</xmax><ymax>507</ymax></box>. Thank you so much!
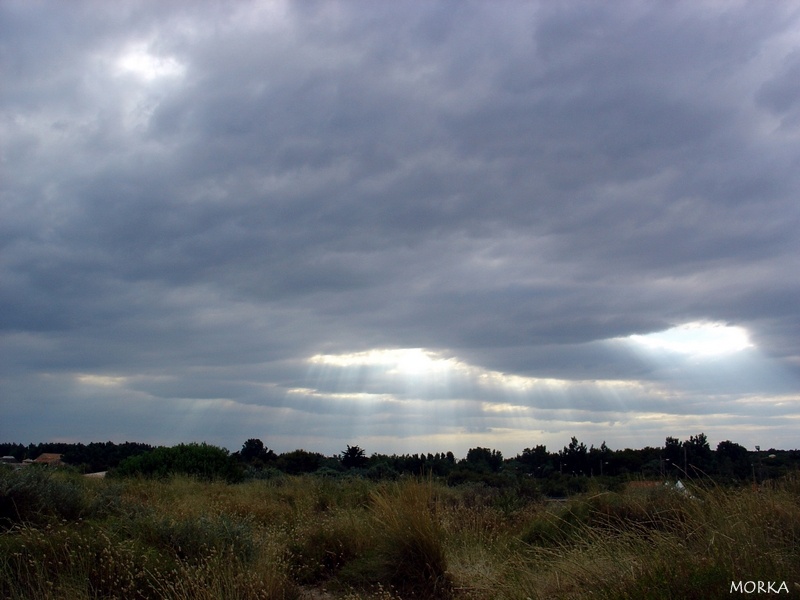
<box><xmin>0</xmin><ymin>469</ymin><xmax>296</xmax><ymax>599</ymax></box>
<box><xmin>508</xmin><ymin>479</ymin><xmax>800</xmax><ymax>600</ymax></box>
<box><xmin>366</xmin><ymin>478</ymin><xmax>452</xmax><ymax>598</ymax></box>
<box><xmin>2</xmin><ymin>468</ymin><xmax>799</xmax><ymax>599</ymax></box>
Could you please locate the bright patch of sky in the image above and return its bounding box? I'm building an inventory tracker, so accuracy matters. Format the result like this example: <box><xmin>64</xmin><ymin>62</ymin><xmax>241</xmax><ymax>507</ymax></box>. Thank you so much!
<box><xmin>115</xmin><ymin>44</ymin><xmax>185</xmax><ymax>81</ymax></box>
<box><xmin>628</xmin><ymin>323</ymin><xmax>753</xmax><ymax>357</ymax></box>
<box><xmin>310</xmin><ymin>348</ymin><xmax>457</xmax><ymax>375</ymax></box>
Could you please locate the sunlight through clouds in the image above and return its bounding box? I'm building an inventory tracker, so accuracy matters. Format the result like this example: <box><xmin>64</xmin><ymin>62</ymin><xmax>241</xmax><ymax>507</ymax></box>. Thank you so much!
<box><xmin>310</xmin><ymin>348</ymin><xmax>457</xmax><ymax>374</ymax></box>
<box><xmin>115</xmin><ymin>44</ymin><xmax>185</xmax><ymax>81</ymax></box>
<box><xmin>302</xmin><ymin>348</ymin><xmax>664</xmax><ymax>425</ymax></box>
<box><xmin>627</xmin><ymin>322</ymin><xmax>753</xmax><ymax>356</ymax></box>
<box><xmin>307</xmin><ymin>347</ymin><xmax>569</xmax><ymax>400</ymax></box>
<box><xmin>4</xmin><ymin>1</ymin><xmax>800</xmax><ymax>454</ymax></box>
<box><xmin>75</xmin><ymin>374</ymin><xmax>128</xmax><ymax>387</ymax></box>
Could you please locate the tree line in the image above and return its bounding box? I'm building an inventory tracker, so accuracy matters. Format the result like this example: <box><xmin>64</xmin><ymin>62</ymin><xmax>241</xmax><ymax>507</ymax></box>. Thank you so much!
<box><xmin>0</xmin><ymin>441</ymin><xmax>152</xmax><ymax>473</ymax></box>
<box><xmin>3</xmin><ymin>434</ymin><xmax>798</xmax><ymax>489</ymax></box>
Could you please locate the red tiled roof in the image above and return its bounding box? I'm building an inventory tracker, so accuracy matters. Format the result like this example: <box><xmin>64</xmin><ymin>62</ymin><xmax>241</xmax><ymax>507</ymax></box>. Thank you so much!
<box><xmin>33</xmin><ymin>453</ymin><xmax>63</xmax><ymax>464</ymax></box>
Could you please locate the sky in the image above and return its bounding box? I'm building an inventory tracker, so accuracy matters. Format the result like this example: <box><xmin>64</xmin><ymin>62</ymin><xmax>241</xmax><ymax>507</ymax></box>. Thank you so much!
<box><xmin>2</xmin><ymin>1</ymin><xmax>800</xmax><ymax>458</ymax></box>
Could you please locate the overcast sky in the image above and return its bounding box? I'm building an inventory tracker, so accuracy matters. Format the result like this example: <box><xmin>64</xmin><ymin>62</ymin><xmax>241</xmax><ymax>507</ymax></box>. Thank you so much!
<box><xmin>2</xmin><ymin>1</ymin><xmax>800</xmax><ymax>457</ymax></box>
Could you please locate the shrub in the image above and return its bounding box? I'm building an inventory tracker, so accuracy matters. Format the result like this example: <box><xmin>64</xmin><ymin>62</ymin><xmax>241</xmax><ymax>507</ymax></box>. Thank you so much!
<box><xmin>133</xmin><ymin>513</ymin><xmax>256</xmax><ymax>564</ymax></box>
<box><xmin>0</xmin><ymin>468</ymin><xmax>86</xmax><ymax>527</ymax></box>
<box><xmin>111</xmin><ymin>443</ymin><xmax>243</xmax><ymax>483</ymax></box>
<box><xmin>366</xmin><ymin>462</ymin><xmax>399</xmax><ymax>481</ymax></box>
<box><xmin>287</xmin><ymin>512</ymin><xmax>369</xmax><ymax>584</ymax></box>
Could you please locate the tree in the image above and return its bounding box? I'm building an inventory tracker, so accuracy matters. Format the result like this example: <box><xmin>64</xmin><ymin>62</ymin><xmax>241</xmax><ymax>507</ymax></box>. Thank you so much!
<box><xmin>716</xmin><ymin>440</ymin><xmax>750</xmax><ymax>479</ymax></box>
<box><xmin>465</xmin><ymin>447</ymin><xmax>503</xmax><ymax>472</ymax></box>
<box><xmin>663</xmin><ymin>436</ymin><xmax>684</xmax><ymax>474</ymax></box>
<box><xmin>560</xmin><ymin>437</ymin><xmax>588</xmax><ymax>475</ymax></box>
<box><xmin>238</xmin><ymin>438</ymin><xmax>276</xmax><ymax>466</ymax></box>
<box><xmin>340</xmin><ymin>445</ymin><xmax>368</xmax><ymax>469</ymax></box>
<box><xmin>517</xmin><ymin>445</ymin><xmax>550</xmax><ymax>475</ymax></box>
<box><xmin>240</xmin><ymin>438</ymin><xmax>265</xmax><ymax>461</ymax></box>
<box><xmin>276</xmin><ymin>449</ymin><xmax>326</xmax><ymax>474</ymax></box>
<box><xmin>686</xmin><ymin>433</ymin><xmax>712</xmax><ymax>475</ymax></box>
<box><xmin>664</xmin><ymin>436</ymin><xmax>682</xmax><ymax>460</ymax></box>
<box><xmin>588</xmin><ymin>441</ymin><xmax>612</xmax><ymax>476</ymax></box>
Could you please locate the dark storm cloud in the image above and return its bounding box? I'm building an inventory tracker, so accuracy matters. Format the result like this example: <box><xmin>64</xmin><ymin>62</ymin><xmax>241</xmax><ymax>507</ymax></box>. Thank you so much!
<box><xmin>2</xmin><ymin>0</ymin><xmax>799</xmax><ymax>453</ymax></box>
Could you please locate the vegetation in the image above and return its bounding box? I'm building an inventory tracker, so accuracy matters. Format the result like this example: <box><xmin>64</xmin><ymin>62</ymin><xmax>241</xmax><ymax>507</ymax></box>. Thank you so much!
<box><xmin>0</xmin><ymin>441</ymin><xmax>152</xmax><ymax>473</ymax></box>
<box><xmin>2</xmin><ymin>435</ymin><xmax>799</xmax><ymax>597</ymax></box>
<box><xmin>4</xmin><ymin>433</ymin><xmax>797</xmax><ymax>486</ymax></box>
<box><xmin>1</xmin><ymin>458</ymin><xmax>799</xmax><ymax>599</ymax></box>
<box><xmin>111</xmin><ymin>442</ymin><xmax>243</xmax><ymax>483</ymax></box>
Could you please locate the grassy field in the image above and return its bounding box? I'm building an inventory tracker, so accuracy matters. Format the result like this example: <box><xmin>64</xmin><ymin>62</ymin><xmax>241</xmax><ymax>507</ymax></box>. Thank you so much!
<box><xmin>1</xmin><ymin>468</ymin><xmax>799</xmax><ymax>599</ymax></box>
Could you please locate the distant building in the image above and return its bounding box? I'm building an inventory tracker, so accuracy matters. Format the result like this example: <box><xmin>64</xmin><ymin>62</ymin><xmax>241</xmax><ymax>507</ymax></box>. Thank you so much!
<box><xmin>33</xmin><ymin>453</ymin><xmax>63</xmax><ymax>466</ymax></box>
<box><xmin>1</xmin><ymin>456</ymin><xmax>24</xmax><ymax>470</ymax></box>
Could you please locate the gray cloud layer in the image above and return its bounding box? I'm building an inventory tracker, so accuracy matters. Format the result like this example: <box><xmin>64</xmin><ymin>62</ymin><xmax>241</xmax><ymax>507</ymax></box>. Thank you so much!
<box><xmin>2</xmin><ymin>1</ymin><xmax>799</xmax><ymax>454</ymax></box>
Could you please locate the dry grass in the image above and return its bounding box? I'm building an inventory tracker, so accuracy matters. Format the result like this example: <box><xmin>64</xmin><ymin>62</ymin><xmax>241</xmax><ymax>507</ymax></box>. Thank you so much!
<box><xmin>2</xmin><ymin>469</ymin><xmax>799</xmax><ymax>599</ymax></box>
<box><xmin>367</xmin><ymin>478</ymin><xmax>453</xmax><ymax>598</ymax></box>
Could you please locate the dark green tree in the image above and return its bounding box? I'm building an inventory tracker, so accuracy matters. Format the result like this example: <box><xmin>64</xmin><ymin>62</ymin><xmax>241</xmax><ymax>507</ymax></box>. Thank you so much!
<box><xmin>716</xmin><ymin>440</ymin><xmax>750</xmax><ymax>479</ymax></box>
<box><xmin>560</xmin><ymin>437</ymin><xmax>588</xmax><ymax>475</ymax></box>
<box><xmin>686</xmin><ymin>433</ymin><xmax>713</xmax><ymax>475</ymax></box>
<box><xmin>112</xmin><ymin>443</ymin><xmax>242</xmax><ymax>482</ymax></box>
<box><xmin>276</xmin><ymin>449</ymin><xmax>325</xmax><ymax>474</ymax></box>
<box><xmin>465</xmin><ymin>447</ymin><xmax>503</xmax><ymax>472</ymax></box>
<box><xmin>588</xmin><ymin>441</ymin><xmax>612</xmax><ymax>476</ymax></box>
<box><xmin>237</xmin><ymin>438</ymin><xmax>276</xmax><ymax>466</ymax></box>
<box><xmin>240</xmin><ymin>438</ymin><xmax>266</xmax><ymax>461</ymax></box>
<box><xmin>663</xmin><ymin>436</ymin><xmax>684</xmax><ymax>475</ymax></box>
<box><xmin>340</xmin><ymin>445</ymin><xmax>368</xmax><ymax>469</ymax></box>
<box><xmin>517</xmin><ymin>445</ymin><xmax>551</xmax><ymax>476</ymax></box>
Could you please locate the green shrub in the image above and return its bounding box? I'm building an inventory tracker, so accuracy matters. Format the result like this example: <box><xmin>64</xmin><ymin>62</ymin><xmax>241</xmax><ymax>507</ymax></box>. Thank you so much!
<box><xmin>287</xmin><ymin>513</ymin><xmax>369</xmax><ymax>584</ymax></box>
<box><xmin>366</xmin><ymin>462</ymin><xmax>399</xmax><ymax>481</ymax></box>
<box><xmin>0</xmin><ymin>468</ymin><xmax>86</xmax><ymax>527</ymax></box>
<box><xmin>91</xmin><ymin>488</ymin><xmax>128</xmax><ymax>522</ymax></box>
<box><xmin>131</xmin><ymin>513</ymin><xmax>256</xmax><ymax>564</ymax></box>
<box><xmin>446</xmin><ymin>468</ymin><xmax>510</xmax><ymax>488</ymax></box>
<box><xmin>111</xmin><ymin>443</ymin><xmax>243</xmax><ymax>483</ymax></box>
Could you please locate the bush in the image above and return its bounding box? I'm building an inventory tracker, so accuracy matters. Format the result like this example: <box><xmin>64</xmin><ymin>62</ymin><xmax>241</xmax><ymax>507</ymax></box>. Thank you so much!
<box><xmin>0</xmin><ymin>468</ymin><xmax>86</xmax><ymax>527</ymax></box>
<box><xmin>366</xmin><ymin>462</ymin><xmax>399</xmax><ymax>481</ymax></box>
<box><xmin>445</xmin><ymin>468</ymin><xmax>510</xmax><ymax>488</ymax></box>
<box><xmin>111</xmin><ymin>443</ymin><xmax>243</xmax><ymax>483</ymax></box>
<box><xmin>133</xmin><ymin>513</ymin><xmax>256</xmax><ymax>564</ymax></box>
<box><xmin>287</xmin><ymin>513</ymin><xmax>369</xmax><ymax>584</ymax></box>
